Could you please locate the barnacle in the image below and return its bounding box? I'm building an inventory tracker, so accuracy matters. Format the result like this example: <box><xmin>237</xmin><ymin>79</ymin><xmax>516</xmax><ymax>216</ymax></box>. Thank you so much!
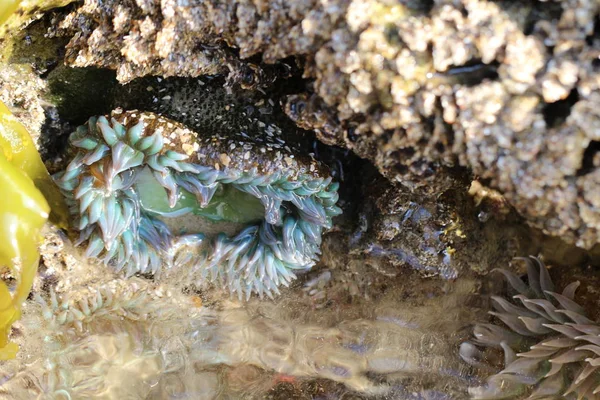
<box><xmin>460</xmin><ymin>257</ymin><xmax>600</xmax><ymax>399</ymax></box>
<box><xmin>54</xmin><ymin>109</ymin><xmax>341</xmax><ymax>299</ymax></box>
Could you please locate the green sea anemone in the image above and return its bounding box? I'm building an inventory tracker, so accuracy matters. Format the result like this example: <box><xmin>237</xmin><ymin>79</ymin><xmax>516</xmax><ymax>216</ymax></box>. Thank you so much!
<box><xmin>54</xmin><ymin>109</ymin><xmax>341</xmax><ymax>299</ymax></box>
<box><xmin>460</xmin><ymin>257</ymin><xmax>600</xmax><ymax>399</ymax></box>
<box><xmin>5</xmin><ymin>278</ymin><xmax>195</xmax><ymax>399</ymax></box>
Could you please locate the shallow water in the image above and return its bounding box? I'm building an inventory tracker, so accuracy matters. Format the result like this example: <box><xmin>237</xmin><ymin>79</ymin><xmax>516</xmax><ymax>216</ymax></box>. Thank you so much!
<box><xmin>0</xmin><ymin>225</ymin><xmax>487</xmax><ymax>399</ymax></box>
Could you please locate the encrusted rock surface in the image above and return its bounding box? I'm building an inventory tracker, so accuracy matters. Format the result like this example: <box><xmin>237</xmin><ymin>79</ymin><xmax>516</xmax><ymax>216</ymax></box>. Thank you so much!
<box><xmin>52</xmin><ymin>0</ymin><xmax>600</xmax><ymax>250</ymax></box>
<box><xmin>283</xmin><ymin>0</ymin><xmax>600</xmax><ymax>250</ymax></box>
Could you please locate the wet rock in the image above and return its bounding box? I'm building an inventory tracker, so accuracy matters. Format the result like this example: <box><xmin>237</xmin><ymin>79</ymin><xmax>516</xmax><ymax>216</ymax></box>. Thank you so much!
<box><xmin>51</xmin><ymin>0</ymin><xmax>600</xmax><ymax>248</ymax></box>
<box><xmin>284</xmin><ymin>0</ymin><xmax>600</xmax><ymax>250</ymax></box>
<box><xmin>51</xmin><ymin>0</ymin><xmax>319</xmax><ymax>88</ymax></box>
<box><xmin>344</xmin><ymin>171</ymin><xmax>532</xmax><ymax>279</ymax></box>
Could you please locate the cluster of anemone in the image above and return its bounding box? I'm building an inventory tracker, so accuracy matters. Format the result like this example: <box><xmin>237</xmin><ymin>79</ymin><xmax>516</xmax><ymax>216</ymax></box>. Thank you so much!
<box><xmin>33</xmin><ymin>278</ymin><xmax>170</xmax><ymax>337</ymax></box>
<box><xmin>6</xmin><ymin>278</ymin><xmax>196</xmax><ymax>399</ymax></box>
<box><xmin>54</xmin><ymin>109</ymin><xmax>342</xmax><ymax>299</ymax></box>
<box><xmin>460</xmin><ymin>257</ymin><xmax>600</xmax><ymax>399</ymax></box>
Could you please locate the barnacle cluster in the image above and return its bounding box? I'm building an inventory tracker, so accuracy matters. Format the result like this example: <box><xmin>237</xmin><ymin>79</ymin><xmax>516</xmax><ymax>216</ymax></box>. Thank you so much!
<box><xmin>54</xmin><ymin>109</ymin><xmax>341</xmax><ymax>299</ymax></box>
<box><xmin>460</xmin><ymin>257</ymin><xmax>600</xmax><ymax>399</ymax></box>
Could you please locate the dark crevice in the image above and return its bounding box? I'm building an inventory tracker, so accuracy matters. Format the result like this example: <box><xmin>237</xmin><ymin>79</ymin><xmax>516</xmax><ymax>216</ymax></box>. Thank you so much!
<box><xmin>445</xmin><ymin>122</ymin><xmax>455</xmax><ymax>149</ymax></box>
<box><xmin>346</xmin><ymin>126</ymin><xmax>358</xmax><ymax>143</ymax></box>
<box><xmin>542</xmin><ymin>88</ymin><xmax>579</xmax><ymax>128</ymax></box>
<box><xmin>445</xmin><ymin>60</ymin><xmax>499</xmax><ymax>87</ymax></box>
<box><xmin>576</xmin><ymin>140</ymin><xmax>600</xmax><ymax>177</ymax></box>
<box><xmin>395</xmin><ymin>147</ymin><xmax>417</xmax><ymax>159</ymax></box>
<box><xmin>384</xmin><ymin>24</ymin><xmax>404</xmax><ymax>47</ymax></box>
<box><xmin>523</xmin><ymin>1</ymin><xmax>563</xmax><ymax>36</ymax></box>
<box><xmin>434</xmin><ymin>141</ymin><xmax>445</xmax><ymax>154</ymax></box>
<box><xmin>39</xmin><ymin>67</ymin><xmax>118</xmax><ymax>166</ymax></box>
<box><xmin>585</xmin><ymin>14</ymin><xmax>600</xmax><ymax>46</ymax></box>
<box><xmin>398</xmin><ymin>0</ymin><xmax>434</xmax><ymax>14</ymax></box>
<box><xmin>419</xmin><ymin>0</ymin><xmax>435</xmax><ymax>14</ymax></box>
<box><xmin>48</xmin><ymin>67</ymin><xmax>118</xmax><ymax>125</ymax></box>
<box><xmin>393</xmin><ymin>163</ymin><xmax>409</xmax><ymax>176</ymax></box>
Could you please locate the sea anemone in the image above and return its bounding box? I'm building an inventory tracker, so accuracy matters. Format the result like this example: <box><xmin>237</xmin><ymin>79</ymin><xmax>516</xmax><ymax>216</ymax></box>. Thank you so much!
<box><xmin>460</xmin><ymin>257</ymin><xmax>600</xmax><ymax>399</ymax></box>
<box><xmin>54</xmin><ymin>109</ymin><xmax>341</xmax><ymax>299</ymax></box>
<box><xmin>3</xmin><ymin>278</ymin><xmax>197</xmax><ymax>400</ymax></box>
<box><xmin>33</xmin><ymin>278</ymin><xmax>175</xmax><ymax>338</ymax></box>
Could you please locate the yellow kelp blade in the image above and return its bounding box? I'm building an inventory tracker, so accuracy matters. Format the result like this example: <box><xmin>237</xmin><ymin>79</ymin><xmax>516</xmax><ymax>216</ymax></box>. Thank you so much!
<box><xmin>0</xmin><ymin>125</ymin><xmax>50</xmax><ymax>359</ymax></box>
<box><xmin>0</xmin><ymin>0</ymin><xmax>20</xmax><ymax>27</ymax></box>
<box><xmin>0</xmin><ymin>102</ymin><xmax>68</xmax><ymax>226</ymax></box>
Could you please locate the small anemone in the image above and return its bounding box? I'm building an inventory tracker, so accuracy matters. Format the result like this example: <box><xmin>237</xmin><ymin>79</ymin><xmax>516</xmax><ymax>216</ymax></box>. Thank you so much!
<box><xmin>13</xmin><ymin>279</ymin><xmax>193</xmax><ymax>400</ymax></box>
<box><xmin>54</xmin><ymin>110</ymin><xmax>342</xmax><ymax>300</ymax></box>
<box><xmin>33</xmin><ymin>279</ymin><xmax>166</xmax><ymax>337</ymax></box>
<box><xmin>460</xmin><ymin>256</ymin><xmax>600</xmax><ymax>399</ymax></box>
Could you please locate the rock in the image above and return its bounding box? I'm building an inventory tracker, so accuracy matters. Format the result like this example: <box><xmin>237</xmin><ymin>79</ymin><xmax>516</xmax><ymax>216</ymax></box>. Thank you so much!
<box><xmin>52</xmin><ymin>0</ymin><xmax>600</xmax><ymax>248</ymax></box>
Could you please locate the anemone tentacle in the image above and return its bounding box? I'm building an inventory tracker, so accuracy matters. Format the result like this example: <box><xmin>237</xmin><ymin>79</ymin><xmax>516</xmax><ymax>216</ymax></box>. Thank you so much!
<box><xmin>54</xmin><ymin>110</ymin><xmax>342</xmax><ymax>299</ymax></box>
<box><xmin>460</xmin><ymin>256</ymin><xmax>600</xmax><ymax>399</ymax></box>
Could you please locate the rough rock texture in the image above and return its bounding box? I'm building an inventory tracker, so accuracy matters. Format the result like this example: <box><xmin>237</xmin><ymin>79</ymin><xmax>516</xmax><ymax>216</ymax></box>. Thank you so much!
<box><xmin>323</xmin><ymin>167</ymin><xmax>545</xmax><ymax>280</ymax></box>
<box><xmin>0</xmin><ymin>64</ymin><xmax>46</xmax><ymax>135</ymax></box>
<box><xmin>283</xmin><ymin>0</ymin><xmax>600</xmax><ymax>251</ymax></box>
<box><xmin>53</xmin><ymin>0</ymin><xmax>600</xmax><ymax>250</ymax></box>
<box><xmin>51</xmin><ymin>0</ymin><xmax>306</xmax><ymax>88</ymax></box>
